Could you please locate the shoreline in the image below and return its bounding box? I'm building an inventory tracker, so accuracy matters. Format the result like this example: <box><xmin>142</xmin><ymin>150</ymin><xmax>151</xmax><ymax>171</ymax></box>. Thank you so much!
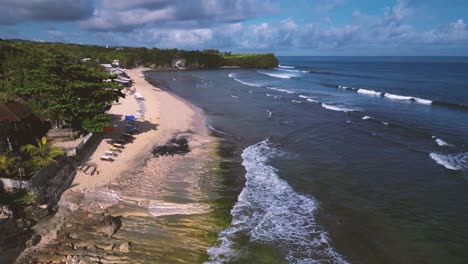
<box><xmin>16</xmin><ymin>67</ymin><xmax>223</xmax><ymax>263</ymax></box>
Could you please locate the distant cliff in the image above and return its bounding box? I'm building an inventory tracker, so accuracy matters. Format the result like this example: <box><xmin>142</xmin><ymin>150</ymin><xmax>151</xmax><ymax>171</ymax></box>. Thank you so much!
<box><xmin>223</xmin><ymin>53</ymin><xmax>278</xmax><ymax>68</ymax></box>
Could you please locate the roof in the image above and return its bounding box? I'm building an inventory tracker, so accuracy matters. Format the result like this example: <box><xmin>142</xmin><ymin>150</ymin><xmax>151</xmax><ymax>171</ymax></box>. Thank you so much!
<box><xmin>0</xmin><ymin>101</ymin><xmax>33</xmax><ymax>122</ymax></box>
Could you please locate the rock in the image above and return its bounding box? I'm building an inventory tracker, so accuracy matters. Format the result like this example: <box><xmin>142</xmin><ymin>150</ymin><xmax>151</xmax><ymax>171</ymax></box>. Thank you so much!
<box><xmin>86</xmin><ymin>244</ymin><xmax>97</xmax><ymax>251</ymax></box>
<box><xmin>119</xmin><ymin>242</ymin><xmax>131</xmax><ymax>253</ymax></box>
<box><xmin>95</xmin><ymin>243</ymin><xmax>114</xmax><ymax>251</ymax></box>
<box><xmin>25</xmin><ymin>234</ymin><xmax>41</xmax><ymax>247</ymax></box>
<box><xmin>16</xmin><ymin>218</ymin><xmax>32</xmax><ymax>229</ymax></box>
<box><xmin>89</xmin><ymin>257</ymin><xmax>100</xmax><ymax>262</ymax></box>
<box><xmin>74</xmin><ymin>240</ymin><xmax>91</xmax><ymax>248</ymax></box>
<box><xmin>96</xmin><ymin>215</ymin><xmax>122</xmax><ymax>237</ymax></box>
<box><xmin>68</xmin><ymin>233</ymin><xmax>79</xmax><ymax>239</ymax></box>
<box><xmin>24</xmin><ymin>206</ymin><xmax>49</xmax><ymax>222</ymax></box>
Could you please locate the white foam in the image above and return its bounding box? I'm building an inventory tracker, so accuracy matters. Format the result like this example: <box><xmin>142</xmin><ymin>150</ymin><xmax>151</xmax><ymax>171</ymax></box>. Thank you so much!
<box><xmin>384</xmin><ymin>93</ymin><xmax>413</xmax><ymax>101</ymax></box>
<box><xmin>266</xmin><ymin>110</ymin><xmax>272</xmax><ymax>118</ymax></box>
<box><xmin>321</xmin><ymin>103</ymin><xmax>356</xmax><ymax>113</ymax></box>
<box><xmin>265</xmin><ymin>93</ymin><xmax>273</xmax><ymax>97</ymax></box>
<box><xmin>414</xmin><ymin>98</ymin><xmax>433</xmax><ymax>105</ymax></box>
<box><xmin>306</xmin><ymin>98</ymin><xmax>319</xmax><ymax>103</ymax></box>
<box><xmin>429</xmin><ymin>152</ymin><xmax>468</xmax><ymax>171</ymax></box>
<box><xmin>278</xmin><ymin>65</ymin><xmax>295</xmax><ymax>69</ymax></box>
<box><xmin>384</xmin><ymin>93</ymin><xmax>432</xmax><ymax>105</ymax></box>
<box><xmin>207</xmin><ymin>125</ymin><xmax>232</xmax><ymax>136</ymax></box>
<box><xmin>299</xmin><ymin>95</ymin><xmax>310</xmax><ymax>99</ymax></box>
<box><xmin>276</xmin><ymin>68</ymin><xmax>309</xmax><ymax>74</ymax></box>
<box><xmin>233</xmin><ymin>78</ymin><xmax>262</xmax><ymax>87</ymax></box>
<box><xmin>357</xmin><ymin>89</ymin><xmax>383</xmax><ymax>96</ymax></box>
<box><xmin>292</xmin><ymin>100</ymin><xmax>302</xmax><ymax>103</ymax></box>
<box><xmin>266</xmin><ymin>87</ymin><xmax>295</xmax><ymax>94</ymax></box>
<box><xmin>205</xmin><ymin>140</ymin><xmax>348</xmax><ymax>264</ymax></box>
<box><xmin>338</xmin><ymin>85</ymin><xmax>352</xmax><ymax>90</ymax></box>
<box><xmin>228</xmin><ymin>73</ymin><xmax>237</xmax><ymax>78</ymax></box>
<box><xmin>231</xmin><ymin>95</ymin><xmax>239</xmax><ymax>99</ymax></box>
<box><xmin>362</xmin><ymin>116</ymin><xmax>373</xmax><ymax>120</ymax></box>
<box><xmin>258</xmin><ymin>70</ymin><xmax>297</xmax><ymax>79</ymax></box>
<box><xmin>433</xmin><ymin>137</ymin><xmax>451</xmax><ymax>147</ymax></box>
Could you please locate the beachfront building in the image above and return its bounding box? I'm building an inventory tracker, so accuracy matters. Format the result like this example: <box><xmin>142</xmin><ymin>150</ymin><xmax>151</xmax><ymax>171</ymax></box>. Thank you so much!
<box><xmin>0</xmin><ymin>100</ymin><xmax>46</xmax><ymax>152</ymax></box>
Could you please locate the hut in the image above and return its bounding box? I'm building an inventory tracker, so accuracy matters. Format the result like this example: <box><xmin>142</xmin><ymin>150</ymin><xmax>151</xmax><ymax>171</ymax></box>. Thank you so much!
<box><xmin>0</xmin><ymin>101</ymin><xmax>46</xmax><ymax>152</ymax></box>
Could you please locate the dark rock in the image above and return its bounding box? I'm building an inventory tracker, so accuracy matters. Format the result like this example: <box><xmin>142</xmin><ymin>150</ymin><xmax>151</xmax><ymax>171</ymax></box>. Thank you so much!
<box><xmin>24</xmin><ymin>205</ymin><xmax>49</xmax><ymax>222</ymax></box>
<box><xmin>16</xmin><ymin>218</ymin><xmax>32</xmax><ymax>229</ymax></box>
<box><xmin>96</xmin><ymin>215</ymin><xmax>122</xmax><ymax>237</ymax></box>
<box><xmin>25</xmin><ymin>234</ymin><xmax>41</xmax><ymax>247</ymax></box>
<box><xmin>119</xmin><ymin>241</ymin><xmax>131</xmax><ymax>253</ymax></box>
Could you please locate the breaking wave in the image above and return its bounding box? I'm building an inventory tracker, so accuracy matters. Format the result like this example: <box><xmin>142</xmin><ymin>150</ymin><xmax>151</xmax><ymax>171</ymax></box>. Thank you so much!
<box><xmin>233</xmin><ymin>78</ymin><xmax>263</xmax><ymax>87</ymax></box>
<box><xmin>205</xmin><ymin>140</ymin><xmax>348</xmax><ymax>264</ymax></box>
<box><xmin>258</xmin><ymin>70</ymin><xmax>299</xmax><ymax>79</ymax></box>
<box><xmin>429</xmin><ymin>152</ymin><xmax>468</xmax><ymax>171</ymax></box>
<box><xmin>321</xmin><ymin>103</ymin><xmax>358</xmax><ymax>113</ymax></box>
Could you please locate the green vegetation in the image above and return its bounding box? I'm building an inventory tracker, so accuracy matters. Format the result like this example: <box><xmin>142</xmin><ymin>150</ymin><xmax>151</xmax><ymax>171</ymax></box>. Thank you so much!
<box><xmin>14</xmin><ymin>191</ymin><xmax>40</xmax><ymax>205</ymax></box>
<box><xmin>21</xmin><ymin>137</ymin><xmax>64</xmax><ymax>172</ymax></box>
<box><xmin>0</xmin><ymin>151</ymin><xmax>18</xmax><ymax>177</ymax></box>
<box><xmin>223</xmin><ymin>53</ymin><xmax>279</xmax><ymax>68</ymax></box>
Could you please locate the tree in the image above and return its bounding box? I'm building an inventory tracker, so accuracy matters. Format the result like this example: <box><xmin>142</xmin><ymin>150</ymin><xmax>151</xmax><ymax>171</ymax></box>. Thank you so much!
<box><xmin>21</xmin><ymin>137</ymin><xmax>64</xmax><ymax>169</ymax></box>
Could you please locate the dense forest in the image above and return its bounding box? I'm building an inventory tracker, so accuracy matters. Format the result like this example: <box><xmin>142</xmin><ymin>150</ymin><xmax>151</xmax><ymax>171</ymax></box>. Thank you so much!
<box><xmin>0</xmin><ymin>39</ymin><xmax>278</xmax><ymax>176</ymax></box>
<box><xmin>0</xmin><ymin>38</ymin><xmax>278</xmax><ymax>131</ymax></box>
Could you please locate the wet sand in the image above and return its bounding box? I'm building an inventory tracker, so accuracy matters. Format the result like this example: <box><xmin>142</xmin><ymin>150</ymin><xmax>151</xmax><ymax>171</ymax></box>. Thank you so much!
<box><xmin>16</xmin><ymin>68</ymin><xmax>223</xmax><ymax>263</ymax></box>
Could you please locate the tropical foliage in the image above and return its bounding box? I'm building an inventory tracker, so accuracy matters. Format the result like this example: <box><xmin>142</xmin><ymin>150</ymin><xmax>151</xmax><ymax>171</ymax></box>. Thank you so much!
<box><xmin>0</xmin><ymin>151</ymin><xmax>18</xmax><ymax>177</ymax></box>
<box><xmin>21</xmin><ymin>137</ymin><xmax>64</xmax><ymax>171</ymax></box>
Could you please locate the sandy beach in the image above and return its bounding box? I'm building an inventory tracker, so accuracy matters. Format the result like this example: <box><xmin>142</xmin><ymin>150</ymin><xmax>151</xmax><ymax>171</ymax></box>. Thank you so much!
<box><xmin>17</xmin><ymin>68</ymin><xmax>222</xmax><ymax>263</ymax></box>
<box><xmin>70</xmin><ymin>67</ymin><xmax>206</xmax><ymax>191</ymax></box>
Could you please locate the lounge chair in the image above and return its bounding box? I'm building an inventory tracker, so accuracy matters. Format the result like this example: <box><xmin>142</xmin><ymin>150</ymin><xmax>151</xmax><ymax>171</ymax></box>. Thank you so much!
<box><xmin>105</xmin><ymin>150</ymin><xmax>118</xmax><ymax>156</ymax></box>
<box><xmin>123</xmin><ymin>133</ymin><xmax>135</xmax><ymax>139</ymax></box>
<box><xmin>112</xmin><ymin>143</ymin><xmax>124</xmax><ymax>148</ymax></box>
<box><xmin>100</xmin><ymin>156</ymin><xmax>115</xmax><ymax>161</ymax></box>
<box><xmin>109</xmin><ymin>146</ymin><xmax>122</xmax><ymax>152</ymax></box>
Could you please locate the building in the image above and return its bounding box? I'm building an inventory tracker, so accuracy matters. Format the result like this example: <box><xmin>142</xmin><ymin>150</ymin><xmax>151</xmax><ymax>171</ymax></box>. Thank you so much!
<box><xmin>0</xmin><ymin>101</ymin><xmax>46</xmax><ymax>152</ymax></box>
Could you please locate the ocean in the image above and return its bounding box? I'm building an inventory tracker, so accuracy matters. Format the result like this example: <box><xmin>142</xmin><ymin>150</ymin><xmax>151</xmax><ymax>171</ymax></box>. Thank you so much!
<box><xmin>146</xmin><ymin>56</ymin><xmax>468</xmax><ymax>264</ymax></box>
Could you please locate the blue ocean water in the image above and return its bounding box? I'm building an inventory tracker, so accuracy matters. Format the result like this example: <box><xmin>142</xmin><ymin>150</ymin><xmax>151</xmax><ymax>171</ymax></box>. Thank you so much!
<box><xmin>147</xmin><ymin>56</ymin><xmax>468</xmax><ymax>264</ymax></box>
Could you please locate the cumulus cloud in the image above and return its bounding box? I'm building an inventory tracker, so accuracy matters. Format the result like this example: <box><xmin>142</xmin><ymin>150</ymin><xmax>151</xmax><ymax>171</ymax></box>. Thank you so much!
<box><xmin>81</xmin><ymin>0</ymin><xmax>276</xmax><ymax>32</ymax></box>
<box><xmin>423</xmin><ymin>19</ymin><xmax>468</xmax><ymax>43</ymax></box>
<box><xmin>0</xmin><ymin>0</ymin><xmax>94</xmax><ymax>24</ymax></box>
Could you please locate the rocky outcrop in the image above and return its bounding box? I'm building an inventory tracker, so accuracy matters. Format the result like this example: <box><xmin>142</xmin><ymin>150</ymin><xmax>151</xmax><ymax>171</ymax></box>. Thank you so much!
<box><xmin>96</xmin><ymin>214</ymin><xmax>122</xmax><ymax>237</ymax></box>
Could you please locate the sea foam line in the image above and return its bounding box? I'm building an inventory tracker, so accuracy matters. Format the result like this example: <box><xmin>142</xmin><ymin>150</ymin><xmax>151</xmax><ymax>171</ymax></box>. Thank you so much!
<box><xmin>205</xmin><ymin>140</ymin><xmax>348</xmax><ymax>264</ymax></box>
<box><xmin>337</xmin><ymin>85</ymin><xmax>433</xmax><ymax>105</ymax></box>
<box><xmin>429</xmin><ymin>152</ymin><xmax>468</xmax><ymax>171</ymax></box>
<box><xmin>233</xmin><ymin>78</ymin><xmax>263</xmax><ymax>87</ymax></box>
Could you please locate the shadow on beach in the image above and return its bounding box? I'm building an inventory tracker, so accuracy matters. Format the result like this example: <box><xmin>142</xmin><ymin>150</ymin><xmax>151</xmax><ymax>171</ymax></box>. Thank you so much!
<box><xmin>75</xmin><ymin>114</ymin><xmax>159</xmax><ymax>174</ymax></box>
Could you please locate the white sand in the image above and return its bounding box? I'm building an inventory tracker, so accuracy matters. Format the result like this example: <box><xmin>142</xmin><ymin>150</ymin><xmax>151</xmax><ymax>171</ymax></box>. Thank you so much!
<box><xmin>70</xmin><ymin>67</ymin><xmax>207</xmax><ymax>191</ymax></box>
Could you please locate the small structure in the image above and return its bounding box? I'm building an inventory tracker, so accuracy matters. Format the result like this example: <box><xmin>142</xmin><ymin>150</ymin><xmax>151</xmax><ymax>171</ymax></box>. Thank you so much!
<box><xmin>112</xmin><ymin>59</ymin><xmax>120</xmax><ymax>67</ymax></box>
<box><xmin>0</xmin><ymin>100</ymin><xmax>46</xmax><ymax>151</ymax></box>
<box><xmin>171</xmin><ymin>58</ymin><xmax>186</xmax><ymax>69</ymax></box>
<box><xmin>80</xmin><ymin>58</ymin><xmax>91</xmax><ymax>63</ymax></box>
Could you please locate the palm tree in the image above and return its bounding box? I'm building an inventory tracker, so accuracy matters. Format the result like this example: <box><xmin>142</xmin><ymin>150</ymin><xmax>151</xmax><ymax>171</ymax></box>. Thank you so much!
<box><xmin>21</xmin><ymin>137</ymin><xmax>64</xmax><ymax>168</ymax></box>
<box><xmin>0</xmin><ymin>152</ymin><xmax>18</xmax><ymax>177</ymax></box>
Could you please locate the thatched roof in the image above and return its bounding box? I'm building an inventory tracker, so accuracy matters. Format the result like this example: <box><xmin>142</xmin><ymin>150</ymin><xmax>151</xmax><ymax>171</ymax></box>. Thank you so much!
<box><xmin>0</xmin><ymin>101</ymin><xmax>33</xmax><ymax>122</ymax></box>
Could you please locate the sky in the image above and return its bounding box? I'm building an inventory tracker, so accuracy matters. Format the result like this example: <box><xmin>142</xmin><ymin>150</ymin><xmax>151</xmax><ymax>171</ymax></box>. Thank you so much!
<box><xmin>0</xmin><ymin>0</ymin><xmax>467</xmax><ymax>56</ymax></box>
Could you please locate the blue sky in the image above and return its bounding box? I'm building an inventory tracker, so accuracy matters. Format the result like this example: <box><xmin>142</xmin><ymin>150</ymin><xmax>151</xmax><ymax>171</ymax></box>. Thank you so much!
<box><xmin>0</xmin><ymin>0</ymin><xmax>467</xmax><ymax>55</ymax></box>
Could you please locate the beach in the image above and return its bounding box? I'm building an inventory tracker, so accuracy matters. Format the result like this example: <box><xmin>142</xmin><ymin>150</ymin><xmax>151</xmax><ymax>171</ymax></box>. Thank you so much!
<box><xmin>17</xmin><ymin>68</ymin><xmax>223</xmax><ymax>263</ymax></box>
